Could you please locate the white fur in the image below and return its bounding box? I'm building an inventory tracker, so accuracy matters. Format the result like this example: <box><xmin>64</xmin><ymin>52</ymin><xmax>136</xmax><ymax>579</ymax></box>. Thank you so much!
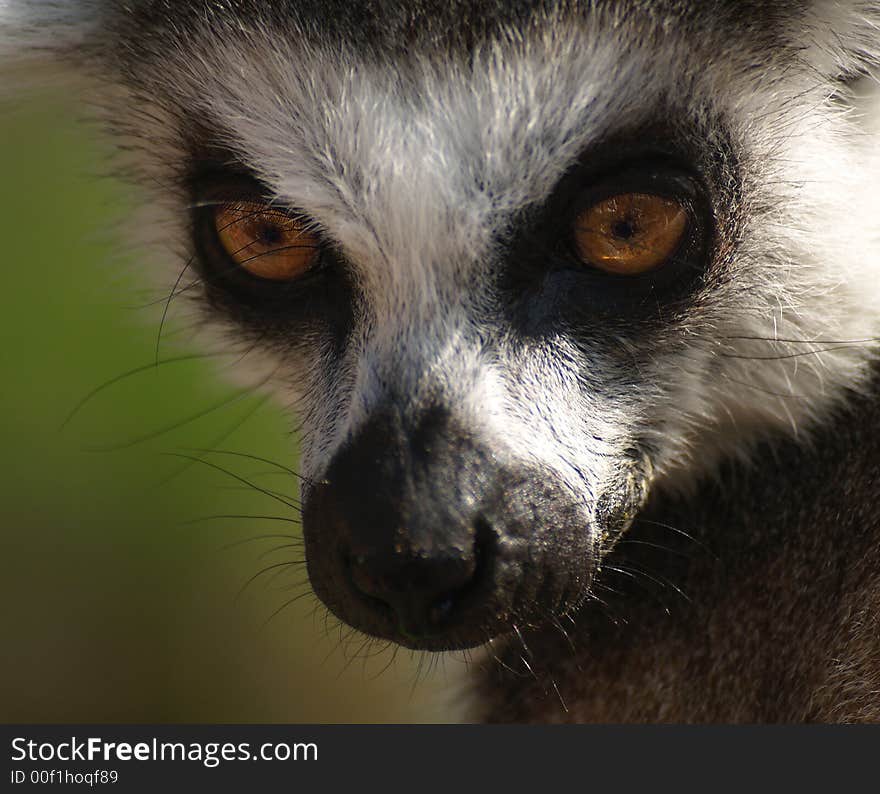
<box><xmin>5</xmin><ymin>0</ymin><xmax>880</xmax><ymax>503</ymax></box>
<box><xmin>3</xmin><ymin>1</ymin><xmax>880</xmax><ymax>713</ymax></box>
<box><xmin>116</xmin><ymin>8</ymin><xmax>880</xmax><ymax>508</ymax></box>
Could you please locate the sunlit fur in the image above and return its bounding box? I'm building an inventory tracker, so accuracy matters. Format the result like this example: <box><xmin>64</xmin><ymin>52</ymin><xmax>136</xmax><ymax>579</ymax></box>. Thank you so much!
<box><xmin>4</xmin><ymin>0</ymin><xmax>880</xmax><ymax>720</ymax></box>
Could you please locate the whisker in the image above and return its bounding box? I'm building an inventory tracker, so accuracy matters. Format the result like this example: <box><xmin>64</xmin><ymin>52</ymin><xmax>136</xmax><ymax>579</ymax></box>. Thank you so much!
<box><xmin>256</xmin><ymin>542</ymin><xmax>304</xmax><ymax>561</ymax></box>
<box><xmin>615</xmin><ymin>562</ymin><xmax>691</xmax><ymax>604</ymax></box>
<box><xmin>83</xmin><ymin>388</ymin><xmax>263</xmax><ymax>451</ymax></box>
<box><xmin>602</xmin><ymin>565</ymin><xmax>672</xmax><ymax>616</ymax></box>
<box><xmin>184</xmin><ymin>447</ymin><xmax>317</xmax><ymax>486</ymax></box>
<box><xmin>155</xmin><ymin>255</ymin><xmax>195</xmax><ymax>365</ymax></box>
<box><xmin>635</xmin><ymin>518</ymin><xmax>718</xmax><ymax>561</ymax></box>
<box><xmin>166</xmin><ymin>452</ymin><xmax>301</xmax><ymax>512</ymax></box>
<box><xmin>216</xmin><ymin>533</ymin><xmax>300</xmax><ymax>551</ymax></box>
<box><xmin>485</xmin><ymin>638</ymin><xmax>525</xmax><ymax>677</ymax></box>
<box><xmin>616</xmin><ymin>538</ymin><xmax>692</xmax><ymax>558</ymax></box>
<box><xmin>719</xmin><ymin>343</ymin><xmax>876</xmax><ymax>361</ymax></box>
<box><xmin>60</xmin><ymin>351</ymin><xmax>232</xmax><ymax>430</ymax></box>
<box><xmin>236</xmin><ymin>560</ymin><xmax>305</xmax><ymax>601</ymax></box>
<box><xmin>723</xmin><ymin>334</ymin><xmax>880</xmax><ymax>345</ymax></box>
<box><xmin>546</xmin><ymin>611</ymin><xmax>577</xmax><ymax>655</ymax></box>
<box><xmin>369</xmin><ymin>643</ymin><xmax>400</xmax><ymax>681</ymax></box>
<box><xmin>185</xmin><ymin>515</ymin><xmax>300</xmax><ymax>526</ymax></box>
<box><xmin>154</xmin><ymin>394</ymin><xmax>270</xmax><ymax>487</ymax></box>
<box><xmin>263</xmin><ymin>589</ymin><xmax>314</xmax><ymax>627</ymax></box>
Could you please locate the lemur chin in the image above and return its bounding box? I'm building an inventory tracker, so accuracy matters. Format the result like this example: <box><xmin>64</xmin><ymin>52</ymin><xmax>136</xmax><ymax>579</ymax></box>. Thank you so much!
<box><xmin>4</xmin><ymin>0</ymin><xmax>880</xmax><ymax>721</ymax></box>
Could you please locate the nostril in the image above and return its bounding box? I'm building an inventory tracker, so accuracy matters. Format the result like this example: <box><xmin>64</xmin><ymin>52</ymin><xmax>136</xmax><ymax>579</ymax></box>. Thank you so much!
<box><xmin>423</xmin><ymin>515</ymin><xmax>496</xmax><ymax>626</ymax></box>
<box><xmin>344</xmin><ymin>515</ymin><xmax>497</xmax><ymax>637</ymax></box>
<box><xmin>346</xmin><ymin>554</ymin><xmax>393</xmax><ymax>608</ymax></box>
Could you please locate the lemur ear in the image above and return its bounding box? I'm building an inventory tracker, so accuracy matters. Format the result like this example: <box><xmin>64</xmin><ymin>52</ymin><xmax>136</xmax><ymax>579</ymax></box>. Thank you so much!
<box><xmin>0</xmin><ymin>0</ymin><xmax>102</xmax><ymax>92</ymax></box>
<box><xmin>806</xmin><ymin>1</ymin><xmax>880</xmax><ymax>77</ymax></box>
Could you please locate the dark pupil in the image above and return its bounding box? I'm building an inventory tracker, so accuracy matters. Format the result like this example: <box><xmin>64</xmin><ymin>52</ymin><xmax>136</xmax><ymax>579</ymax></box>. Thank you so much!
<box><xmin>611</xmin><ymin>218</ymin><xmax>637</xmax><ymax>240</ymax></box>
<box><xmin>257</xmin><ymin>222</ymin><xmax>283</xmax><ymax>246</ymax></box>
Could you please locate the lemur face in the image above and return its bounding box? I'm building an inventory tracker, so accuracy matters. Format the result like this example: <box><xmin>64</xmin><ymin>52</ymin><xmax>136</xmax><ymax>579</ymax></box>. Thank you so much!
<box><xmin>7</xmin><ymin>1</ymin><xmax>880</xmax><ymax>651</ymax></box>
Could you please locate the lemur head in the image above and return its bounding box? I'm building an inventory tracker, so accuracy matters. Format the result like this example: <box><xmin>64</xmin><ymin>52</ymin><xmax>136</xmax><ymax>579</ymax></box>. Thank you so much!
<box><xmin>4</xmin><ymin>1</ymin><xmax>880</xmax><ymax>651</ymax></box>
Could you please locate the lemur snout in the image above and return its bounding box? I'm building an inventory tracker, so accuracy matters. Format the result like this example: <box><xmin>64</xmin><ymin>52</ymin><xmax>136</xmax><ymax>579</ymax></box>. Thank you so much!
<box><xmin>342</xmin><ymin>511</ymin><xmax>491</xmax><ymax>639</ymax></box>
<box><xmin>302</xmin><ymin>405</ymin><xmax>502</xmax><ymax>648</ymax></box>
<box><xmin>302</xmin><ymin>404</ymin><xmax>595</xmax><ymax>651</ymax></box>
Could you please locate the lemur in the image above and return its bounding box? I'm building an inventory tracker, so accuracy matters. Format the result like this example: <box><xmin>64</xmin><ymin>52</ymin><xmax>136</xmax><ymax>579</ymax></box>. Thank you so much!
<box><xmin>3</xmin><ymin>0</ymin><xmax>880</xmax><ymax>722</ymax></box>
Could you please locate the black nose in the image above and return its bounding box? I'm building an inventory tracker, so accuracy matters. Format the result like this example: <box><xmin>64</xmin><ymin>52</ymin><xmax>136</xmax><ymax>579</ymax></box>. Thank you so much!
<box><xmin>303</xmin><ymin>405</ymin><xmax>502</xmax><ymax>646</ymax></box>
<box><xmin>303</xmin><ymin>403</ymin><xmax>594</xmax><ymax>650</ymax></box>
<box><xmin>345</xmin><ymin>518</ymin><xmax>490</xmax><ymax>638</ymax></box>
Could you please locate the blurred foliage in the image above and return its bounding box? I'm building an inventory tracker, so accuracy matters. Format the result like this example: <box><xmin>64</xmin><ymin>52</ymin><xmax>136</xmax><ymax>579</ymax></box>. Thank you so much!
<box><xmin>0</xmin><ymin>94</ymin><xmax>451</xmax><ymax>723</ymax></box>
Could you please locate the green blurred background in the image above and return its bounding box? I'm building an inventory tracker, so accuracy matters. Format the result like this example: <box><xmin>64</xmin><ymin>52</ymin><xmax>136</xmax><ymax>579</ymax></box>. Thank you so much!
<box><xmin>0</xmin><ymin>93</ymin><xmax>449</xmax><ymax>723</ymax></box>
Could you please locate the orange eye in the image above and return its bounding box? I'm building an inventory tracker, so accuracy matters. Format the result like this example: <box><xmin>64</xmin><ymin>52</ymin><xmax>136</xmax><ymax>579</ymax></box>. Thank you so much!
<box><xmin>573</xmin><ymin>193</ymin><xmax>688</xmax><ymax>275</ymax></box>
<box><xmin>214</xmin><ymin>201</ymin><xmax>320</xmax><ymax>281</ymax></box>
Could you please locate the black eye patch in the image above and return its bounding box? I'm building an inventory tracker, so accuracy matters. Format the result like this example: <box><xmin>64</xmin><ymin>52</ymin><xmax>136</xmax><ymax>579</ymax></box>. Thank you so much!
<box><xmin>184</xmin><ymin>156</ymin><xmax>355</xmax><ymax>348</ymax></box>
<box><xmin>498</xmin><ymin>121</ymin><xmax>741</xmax><ymax>343</ymax></box>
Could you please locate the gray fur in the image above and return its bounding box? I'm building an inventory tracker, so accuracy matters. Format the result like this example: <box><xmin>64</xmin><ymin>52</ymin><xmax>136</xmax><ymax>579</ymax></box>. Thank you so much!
<box><xmin>3</xmin><ymin>0</ymin><xmax>880</xmax><ymax>721</ymax></box>
<box><xmin>479</xmin><ymin>378</ymin><xmax>880</xmax><ymax>722</ymax></box>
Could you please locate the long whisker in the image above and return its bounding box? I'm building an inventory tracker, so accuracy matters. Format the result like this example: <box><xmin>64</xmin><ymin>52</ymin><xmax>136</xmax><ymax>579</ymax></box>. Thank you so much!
<box><xmin>263</xmin><ymin>589</ymin><xmax>314</xmax><ymax>626</ymax></box>
<box><xmin>166</xmin><ymin>452</ymin><xmax>301</xmax><ymax>511</ymax></box>
<box><xmin>185</xmin><ymin>515</ymin><xmax>300</xmax><ymax>526</ymax></box>
<box><xmin>635</xmin><ymin>518</ymin><xmax>718</xmax><ymax>561</ymax></box>
<box><xmin>219</xmin><ymin>533</ymin><xmax>301</xmax><ymax>551</ymax></box>
<box><xmin>82</xmin><ymin>388</ymin><xmax>263</xmax><ymax>451</ymax></box>
<box><xmin>60</xmin><ymin>352</ymin><xmax>232</xmax><ymax>430</ymax></box>
<box><xmin>236</xmin><ymin>561</ymin><xmax>305</xmax><ymax>601</ymax></box>
<box><xmin>723</xmin><ymin>334</ymin><xmax>880</xmax><ymax>345</ymax></box>
<box><xmin>602</xmin><ymin>565</ymin><xmax>672</xmax><ymax>616</ymax></box>
<box><xmin>257</xmin><ymin>542</ymin><xmax>304</xmax><ymax>561</ymax></box>
<box><xmin>155</xmin><ymin>255</ymin><xmax>195</xmax><ymax>365</ymax></box>
<box><xmin>154</xmin><ymin>394</ymin><xmax>270</xmax><ymax>487</ymax></box>
<box><xmin>719</xmin><ymin>343</ymin><xmax>877</xmax><ymax>361</ymax></box>
<box><xmin>184</xmin><ymin>447</ymin><xmax>317</xmax><ymax>486</ymax></box>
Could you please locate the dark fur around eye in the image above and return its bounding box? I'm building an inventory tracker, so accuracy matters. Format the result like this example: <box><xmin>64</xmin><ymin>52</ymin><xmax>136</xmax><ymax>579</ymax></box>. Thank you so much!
<box><xmin>499</xmin><ymin>133</ymin><xmax>729</xmax><ymax>341</ymax></box>
<box><xmin>187</xmin><ymin>167</ymin><xmax>354</xmax><ymax>343</ymax></box>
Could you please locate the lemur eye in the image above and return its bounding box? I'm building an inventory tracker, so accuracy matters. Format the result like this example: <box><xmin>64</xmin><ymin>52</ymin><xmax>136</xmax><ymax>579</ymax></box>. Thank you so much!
<box><xmin>214</xmin><ymin>201</ymin><xmax>319</xmax><ymax>281</ymax></box>
<box><xmin>574</xmin><ymin>193</ymin><xmax>688</xmax><ymax>275</ymax></box>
